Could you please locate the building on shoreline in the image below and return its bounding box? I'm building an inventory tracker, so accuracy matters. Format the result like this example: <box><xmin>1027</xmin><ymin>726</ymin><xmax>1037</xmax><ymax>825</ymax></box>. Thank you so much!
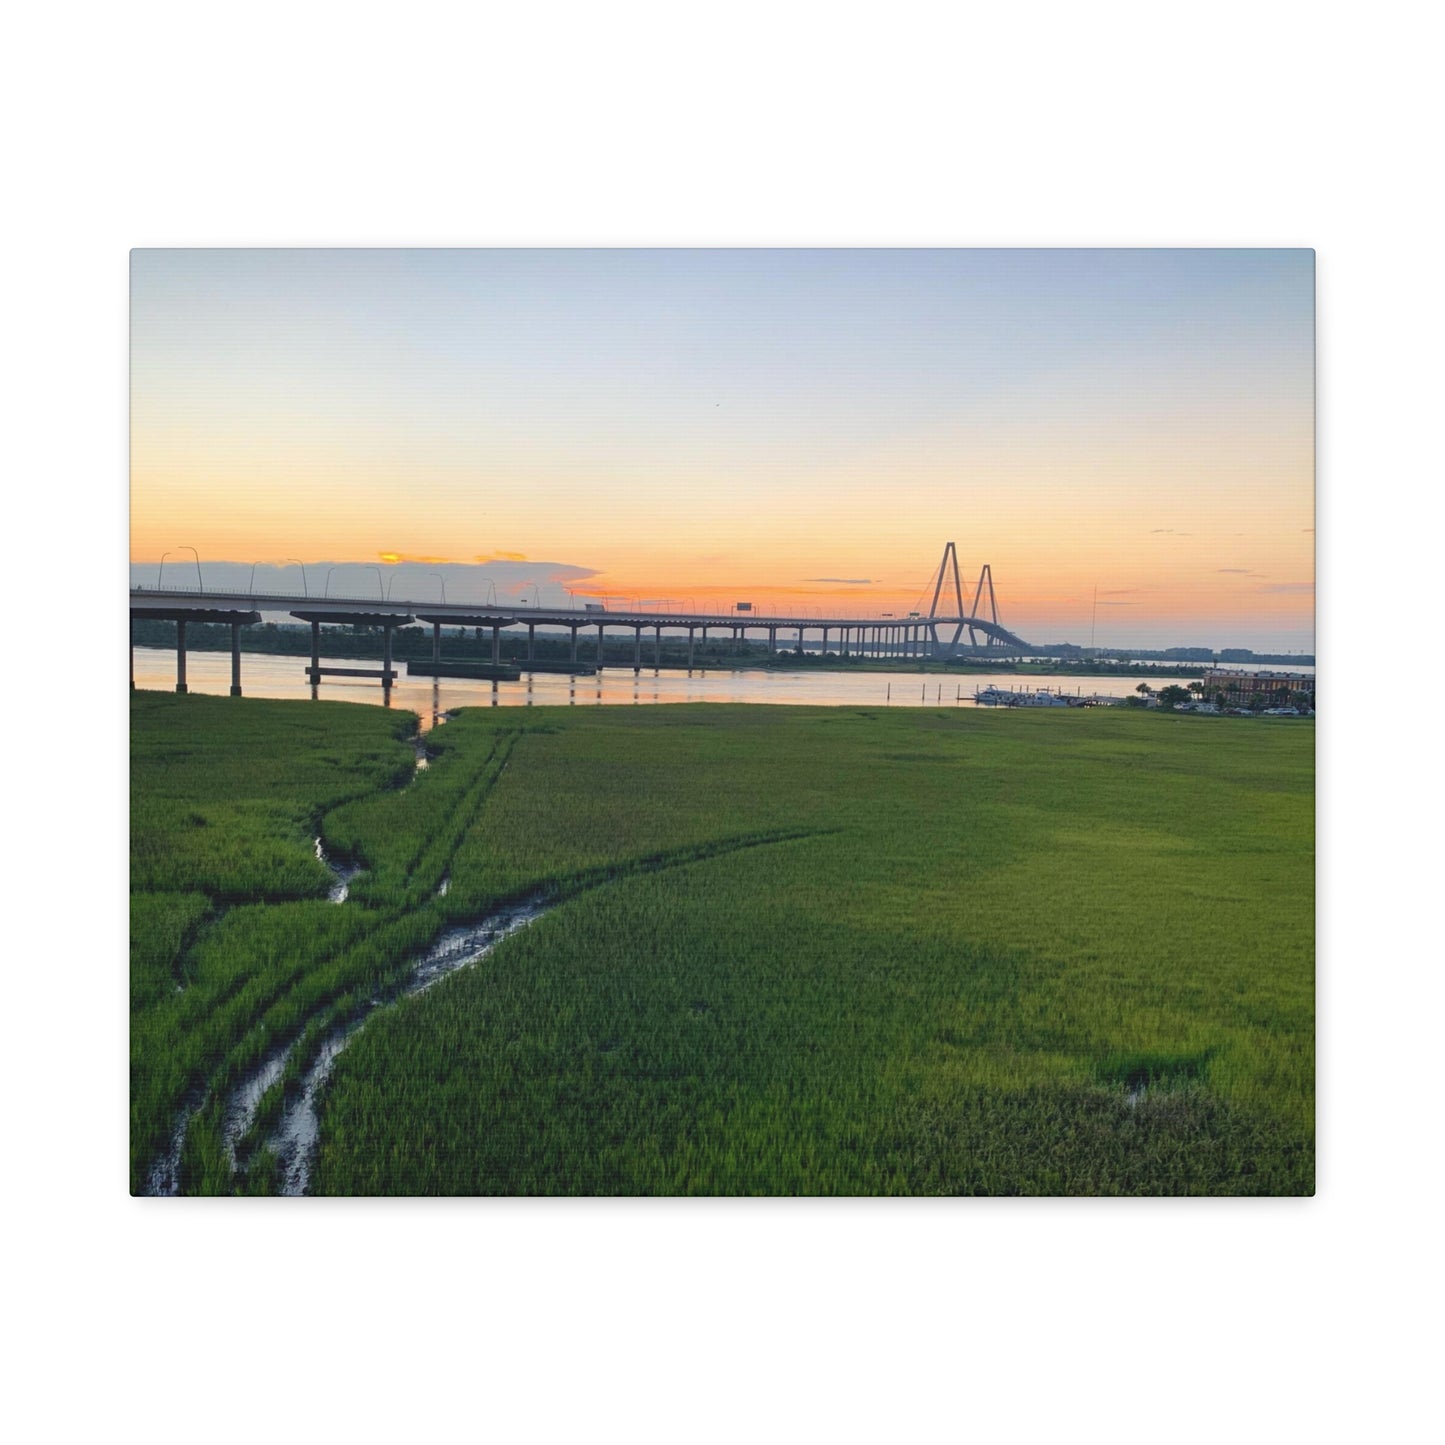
<box><xmin>1202</xmin><ymin>669</ymin><xmax>1315</xmax><ymax>705</ymax></box>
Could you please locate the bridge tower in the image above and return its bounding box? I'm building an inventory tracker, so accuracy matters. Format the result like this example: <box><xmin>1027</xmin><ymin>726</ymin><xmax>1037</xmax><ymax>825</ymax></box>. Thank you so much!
<box><xmin>926</xmin><ymin>543</ymin><xmax>1007</xmax><ymax>657</ymax></box>
<box><xmin>968</xmin><ymin>563</ymin><xmax>1002</xmax><ymax>648</ymax></box>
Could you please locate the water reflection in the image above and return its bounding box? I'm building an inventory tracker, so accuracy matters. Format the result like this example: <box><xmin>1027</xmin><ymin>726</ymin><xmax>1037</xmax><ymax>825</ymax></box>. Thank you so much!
<box><xmin>131</xmin><ymin>646</ymin><xmax>1300</xmax><ymax>729</ymax></box>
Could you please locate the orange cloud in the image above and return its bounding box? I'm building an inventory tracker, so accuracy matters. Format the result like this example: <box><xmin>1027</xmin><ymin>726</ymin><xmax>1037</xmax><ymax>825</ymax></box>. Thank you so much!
<box><xmin>475</xmin><ymin>551</ymin><xmax>528</xmax><ymax>563</ymax></box>
<box><xmin>378</xmin><ymin>551</ymin><xmax>452</xmax><ymax>564</ymax></box>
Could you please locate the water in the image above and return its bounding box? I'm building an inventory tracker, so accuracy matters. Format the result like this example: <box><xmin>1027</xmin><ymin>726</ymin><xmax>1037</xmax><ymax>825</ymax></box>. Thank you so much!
<box><xmin>134</xmin><ymin>646</ymin><xmax>1296</xmax><ymax>723</ymax></box>
<box><xmin>265</xmin><ymin>895</ymin><xmax>552</xmax><ymax>1196</ymax></box>
<box><xmin>314</xmin><ymin>836</ymin><xmax>361</xmax><ymax>903</ymax></box>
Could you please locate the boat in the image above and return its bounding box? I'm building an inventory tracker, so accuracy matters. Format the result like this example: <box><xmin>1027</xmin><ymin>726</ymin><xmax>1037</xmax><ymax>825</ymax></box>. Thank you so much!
<box><xmin>974</xmin><ymin>686</ymin><xmax>1073</xmax><ymax>708</ymax></box>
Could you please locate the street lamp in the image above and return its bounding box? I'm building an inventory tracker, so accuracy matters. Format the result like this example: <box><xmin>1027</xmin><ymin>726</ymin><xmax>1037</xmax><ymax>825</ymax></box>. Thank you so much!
<box><xmin>156</xmin><ymin>551</ymin><xmax>171</xmax><ymax>588</ymax></box>
<box><xmin>366</xmin><ymin>565</ymin><xmax>384</xmax><ymax>600</ymax></box>
<box><xmin>527</xmin><ymin>583</ymin><xmax>541</xmax><ymax>607</ymax></box>
<box><xmin>324</xmin><ymin>566</ymin><xmax>337</xmax><ymax>597</ymax></box>
<box><xmin>179</xmin><ymin>545</ymin><xmax>202</xmax><ymax>591</ymax></box>
<box><xmin>285</xmin><ymin>559</ymin><xmax>308</xmax><ymax>597</ymax></box>
<box><xmin>486</xmin><ymin>581</ymin><xmax>497</xmax><ymax>606</ymax></box>
<box><xmin>429</xmin><ymin>573</ymin><xmax>447</xmax><ymax>603</ymax></box>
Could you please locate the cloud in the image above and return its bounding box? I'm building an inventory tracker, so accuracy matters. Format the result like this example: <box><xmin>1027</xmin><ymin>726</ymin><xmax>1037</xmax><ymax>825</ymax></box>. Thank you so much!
<box><xmin>1149</xmin><ymin>528</ymin><xmax>1174</xmax><ymax>534</ymax></box>
<box><xmin>378</xmin><ymin>551</ymin><xmax>451</xmax><ymax>564</ymax></box>
<box><xmin>1216</xmin><ymin>568</ymin><xmax>1252</xmax><ymax>574</ymax></box>
<box><xmin>475</xmin><ymin>550</ymin><xmax>528</xmax><ymax>563</ymax></box>
<box><xmin>1257</xmin><ymin>581</ymin><xmax>1314</xmax><ymax>595</ymax></box>
<box><xmin>1100</xmin><ymin>587</ymin><xmax>1143</xmax><ymax>596</ymax></box>
<box><xmin>1097</xmin><ymin>600</ymin><xmax>1134</xmax><ymax>607</ymax></box>
<box><xmin>804</xmin><ymin>577</ymin><xmax>875</xmax><ymax>585</ymax></box>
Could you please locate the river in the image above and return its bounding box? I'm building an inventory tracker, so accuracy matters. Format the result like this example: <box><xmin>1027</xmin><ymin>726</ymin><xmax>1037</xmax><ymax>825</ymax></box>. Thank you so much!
<box><xmin>131</xmin><ymin>646</ymin><xmax>1311</xmax><ymax>728</ymax></box>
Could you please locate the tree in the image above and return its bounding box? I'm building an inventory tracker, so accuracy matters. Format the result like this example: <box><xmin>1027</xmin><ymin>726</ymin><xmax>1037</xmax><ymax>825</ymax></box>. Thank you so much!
<box><xmin>1187</xmin><ymin>681</ymin><xmax>1204</xmax><ymax>696</ymax></box>
<box><xmin>1135</xmin><ymin>682</ymin><xmax>1153</xmax><ymax>695</ymax></box>
<box><xmin>1156</xmin><ymin>683</ymin><xmax>1191</xmax><ymax>708</ymax></box>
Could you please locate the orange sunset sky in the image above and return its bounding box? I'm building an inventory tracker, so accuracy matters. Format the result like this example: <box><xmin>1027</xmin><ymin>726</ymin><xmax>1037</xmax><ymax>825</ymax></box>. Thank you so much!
<box><xmin>130</xmin><ymin>249</ymin><xmax>1314</xmax><ymax>649</ymax></box>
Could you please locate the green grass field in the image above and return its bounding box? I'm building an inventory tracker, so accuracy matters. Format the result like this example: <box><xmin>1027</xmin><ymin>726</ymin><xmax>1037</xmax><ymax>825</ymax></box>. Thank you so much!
<box><xmin>131</xmin><ymin>693</ymin><xmax>1314</xmax><ymax>1195</ymax></box>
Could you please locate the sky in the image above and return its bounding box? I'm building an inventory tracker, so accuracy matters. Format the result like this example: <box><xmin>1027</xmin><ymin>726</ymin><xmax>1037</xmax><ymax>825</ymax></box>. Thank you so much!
<box><xmin>130</xmin><ymin>249</ymin><xmax>1315</xmax><ymax>650</ymax></box>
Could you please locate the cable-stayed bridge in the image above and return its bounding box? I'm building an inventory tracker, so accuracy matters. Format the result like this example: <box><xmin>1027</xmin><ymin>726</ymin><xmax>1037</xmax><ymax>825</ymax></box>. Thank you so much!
<box><xmin>130</xmin><ymin>543</ymin><xmax>1029</xmax><ymax>693</ymax></box>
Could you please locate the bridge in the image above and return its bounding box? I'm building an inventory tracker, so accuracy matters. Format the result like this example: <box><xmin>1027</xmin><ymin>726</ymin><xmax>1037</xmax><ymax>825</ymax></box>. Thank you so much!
<box><xmin>129</xmin><ymin>544</ymin><xmax>1030</xmax><ymax>694</ymax></box>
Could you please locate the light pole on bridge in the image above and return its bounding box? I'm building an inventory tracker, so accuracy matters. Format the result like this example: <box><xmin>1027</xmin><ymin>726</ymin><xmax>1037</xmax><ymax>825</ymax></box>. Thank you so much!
<box><xmin>249</xmin><ymin>559</ymin><xmax>294</xmax><ymax>595</ymax></box>
<box><xmin>285</xmin><ymin>559</ymin><xmax>308</xmax><ymax>597</ymax></box>
<box><xmin>156</xmin><ymin>551</ymin><xmax>171</xmax><ymax>588</ymax></box>
<box><xmin>429</xmin><ymin>573</ymin><xmax>447</xmax><ymax>604</ymax></box>
<box><xmin>366</xmin><ymin>565</ymin><xmax>385</xmax><ymax>601</ymax></box>
<box><xmin>179</xmin><ymin>545</ymin><xmax>202</xmax><ymax>592</ymax></box>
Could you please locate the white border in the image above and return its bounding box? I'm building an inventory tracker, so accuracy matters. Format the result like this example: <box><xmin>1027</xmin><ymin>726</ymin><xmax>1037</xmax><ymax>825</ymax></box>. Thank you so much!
<box><xmin>7</xmin><ymin>2</ymin><xmax>1437</xmax><ymax>1439</ymax></box>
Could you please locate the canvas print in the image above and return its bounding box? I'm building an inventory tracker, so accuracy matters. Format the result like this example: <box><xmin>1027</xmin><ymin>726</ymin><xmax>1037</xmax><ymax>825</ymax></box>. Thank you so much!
<box><xmin>130</xmin><ymin>248</ymin><xmax>1315</xmax><ymax>1196</ymax></box>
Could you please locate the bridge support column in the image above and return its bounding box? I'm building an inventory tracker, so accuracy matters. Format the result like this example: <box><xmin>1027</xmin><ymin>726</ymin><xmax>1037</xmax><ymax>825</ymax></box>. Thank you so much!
<box><xmin>383</xmin><ymin>624</ymin><xmax>394</xmax><ymax>687</ymax></box>
<box><xmin>633</xmin><ymin>626</ymin><xmax>642</xmax><ymax>671</ymax></box>
<box><xmin>768</xmin><ymin>627</ymin><xmax>776</xmax><ymax>653</ymax></box>
<box><xmin>230</xmin><ymin>621</ymin><xmax>242</xmax><ymax>696</ymax></box>
<box><xmin>570</xmin><ymin>625</ymin><xmax>579</xmax><ymax>664</ymax></box>
<box><xmin>309</xmin><ymin>620</ymin><xmax>320</xmax><ymax>682</ymax></box>
<box><xmin>596</xmin><ymin>623</ymin><xmax>605</xmax><ymax>669</ymax></box>
<box><xmin>130</xmin><ymin>617</ymin><xmax>135</xmax><ymax>689</ymax></box>
<box><xmin>654</xmin><ymin>625</ymin><xmax>661</xmax><ymax>668</ymax></box>
<box><xmin>821</xmin><ymin>626</ymin><xmax>829</xmax><ymax>655</ymax></box>
<box><xmin>687</xmin><ymin>627</ymin><xmax>695</xmax><ymax>670</ymax></box>
<box><xmin>175</xmin><ymin>620</ymin><xmax>188</xmax><ymax>693</ymax></box>
<box><xmin>491</xmin><ymin>625</ymin><xmax>501</xmax><ymax>666</ymax></box>
<box><xmin>432</xmin><ymin>622</ymin><xmax>441</xmax><ymax>664</ymax></box>
<box><xmin>797</xmin><ymin>627</ymin><xmax>804</xmax><ymax>654</ymax></box>
<box><xmin>527</xmin><ymin>623</ymin><xmax>535</xmax><ymax>663</ymax></box>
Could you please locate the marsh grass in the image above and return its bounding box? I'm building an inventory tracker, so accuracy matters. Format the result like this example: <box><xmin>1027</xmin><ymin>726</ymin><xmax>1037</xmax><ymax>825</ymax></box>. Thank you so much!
<box><xmin>131</xmin><ymin>695</ymin><xmax>1314</xmax><ymax>1195</ymax></box>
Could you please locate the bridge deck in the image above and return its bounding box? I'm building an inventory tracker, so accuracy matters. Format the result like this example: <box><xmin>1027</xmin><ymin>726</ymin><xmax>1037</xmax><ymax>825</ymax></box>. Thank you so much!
<box><xmin>130</xmin><ymin>589</ymin><xmax>1027</xmax><ymax>646</ymax></box>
